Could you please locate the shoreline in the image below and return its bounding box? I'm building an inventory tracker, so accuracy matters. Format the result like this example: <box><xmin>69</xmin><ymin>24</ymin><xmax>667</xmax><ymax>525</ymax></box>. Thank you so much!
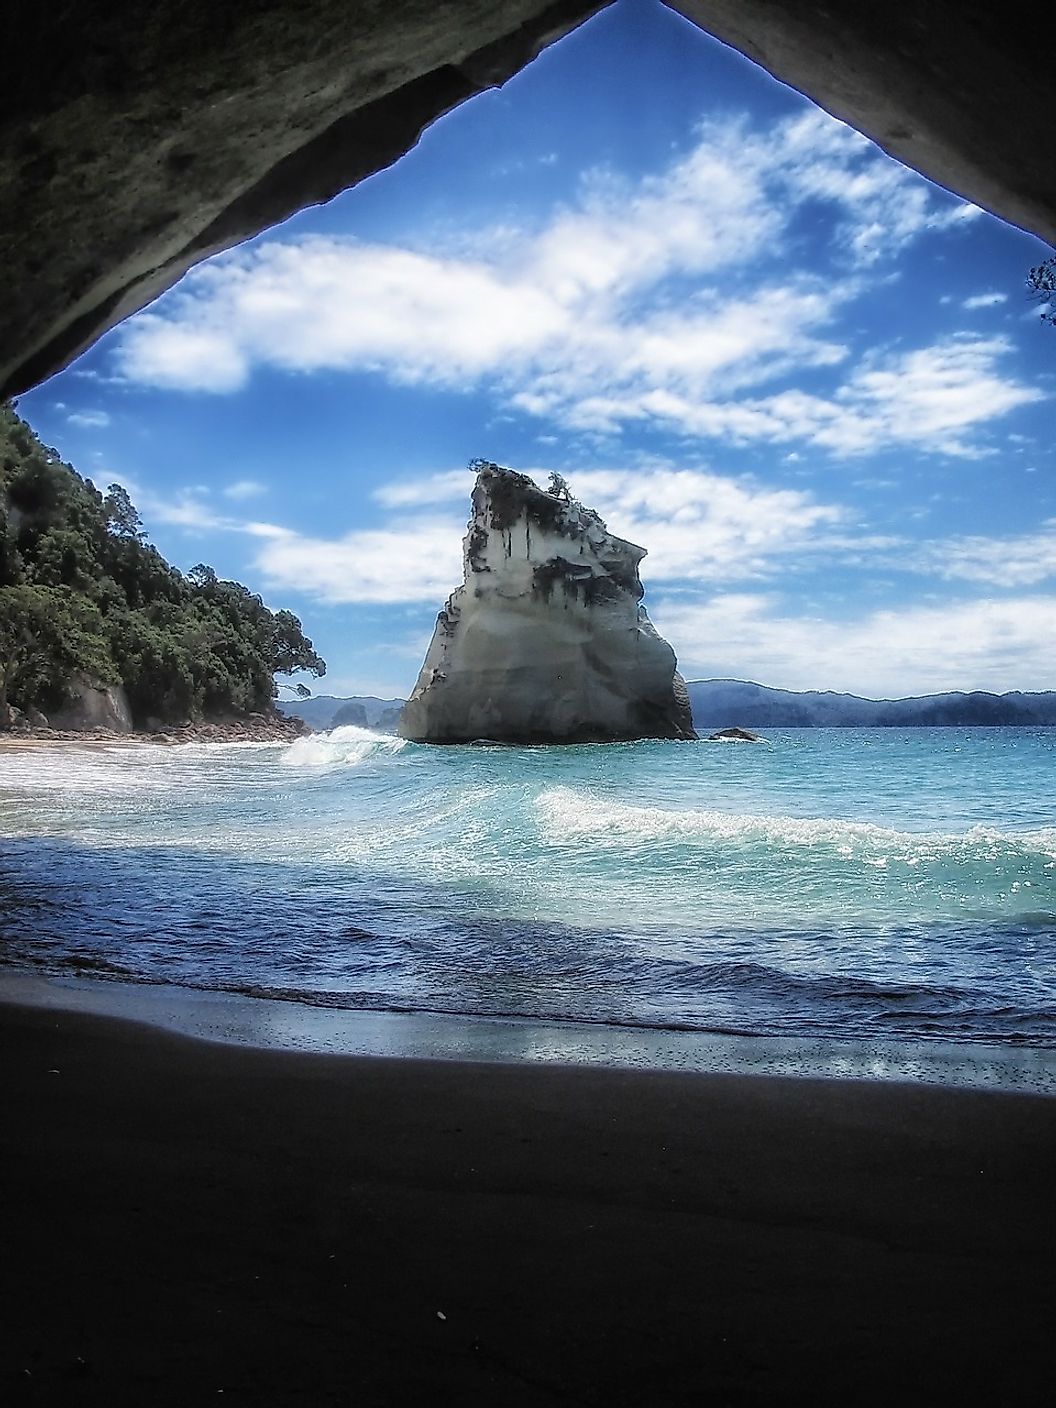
<box><xmin>3</xmin><ymin>969</ymin><xmax>1054</xmax><ymax>1095</ymax></box>
<box><xmin>0</xmin><ymin>713</ymin><xmax>309</xmax><ymax>746</ymax></box>
<box><xmin>3</xmin><ymin>994</ymin><xmax>1055</xmax><ymax>1404</ymax></box>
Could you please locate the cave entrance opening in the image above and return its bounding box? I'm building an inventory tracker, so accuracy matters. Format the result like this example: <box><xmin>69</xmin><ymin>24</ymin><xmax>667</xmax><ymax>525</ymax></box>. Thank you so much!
<box><xmin>14</xmin><ymin>0</ymin><xmax>1050</xmax><ymax>711</ymax></box>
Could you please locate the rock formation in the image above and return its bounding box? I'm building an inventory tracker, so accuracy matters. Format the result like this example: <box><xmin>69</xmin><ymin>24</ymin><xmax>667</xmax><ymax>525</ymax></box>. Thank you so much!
<box><xmin>330</xmin><ymin>700</ymin><xmax>369</xmax><ymax>729</ymax></box>
<box><xmin>48</xmin><ymin>674</ymin><xmax>134</xmax><ymax>733</ymax></box>
<box><xmin>399</xmin><ymin>465</ymin><xmax>696</xmax><ymax>745</ymax></box>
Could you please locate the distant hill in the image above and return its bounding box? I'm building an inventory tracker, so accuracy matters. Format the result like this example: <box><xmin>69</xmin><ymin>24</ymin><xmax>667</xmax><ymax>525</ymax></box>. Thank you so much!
<box><xmin>281</xmin><ymin>681</ymin><xmax>1056</xmax><ymax>736</ymax></box>
<box><xmin>278</xmin><ymin>694</ymin><xmax>405</xmax><ymax>732</ymax></box>
<box><xmin>687</xmin><ymin>679</ymin><xmax>1056</xmax><ymax>728</ymax></box>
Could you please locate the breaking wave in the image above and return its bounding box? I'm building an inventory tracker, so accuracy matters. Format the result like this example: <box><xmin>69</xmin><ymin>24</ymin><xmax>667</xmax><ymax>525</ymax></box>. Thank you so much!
<box><xmin>3</xmin><ymin>726</ymin><xmax>1056</xmax><ymax>1049</ymax></box>
<box><xmin>281</xmin><ymin>725</ymin><xmax>408</xmax><ymax>770</ymax></box>
<box><xmin>535</xmin><ymin>785</ymin><xmax>1056</xmax><ymax>866</ymax></box>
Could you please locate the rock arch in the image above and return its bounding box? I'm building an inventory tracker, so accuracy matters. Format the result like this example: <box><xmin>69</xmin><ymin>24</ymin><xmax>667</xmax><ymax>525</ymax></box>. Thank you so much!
<box><xmin>2</xmin><ymin>0</ymin><xmax>1052</xmax><ymax>400</ymax></box>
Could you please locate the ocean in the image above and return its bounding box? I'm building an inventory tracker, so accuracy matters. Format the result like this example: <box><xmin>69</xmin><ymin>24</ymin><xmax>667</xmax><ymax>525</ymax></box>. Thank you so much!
<box><xmin>1</xmin><ymin>725</ymin><xmax>1055</xmax><ymax>1055</ymax></box>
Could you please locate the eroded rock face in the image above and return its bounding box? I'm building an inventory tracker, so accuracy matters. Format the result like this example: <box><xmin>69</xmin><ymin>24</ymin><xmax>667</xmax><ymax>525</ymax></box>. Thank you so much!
<box><xmin>399</xmin><ymin>466</ymin><xmax>696</xmax><ymax>744</ymax></box>
<box><xmin>48</xmin><ymin>674</ymin><xmax>133</xmax><ymax>733</ymax></box>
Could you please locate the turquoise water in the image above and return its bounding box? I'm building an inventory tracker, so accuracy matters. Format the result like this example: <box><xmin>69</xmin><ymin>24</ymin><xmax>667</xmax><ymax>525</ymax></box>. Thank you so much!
<box><xmin>1</xmin><ymin>727</ymin><xmax>1055</xmax><ymax>1045</ymax></box>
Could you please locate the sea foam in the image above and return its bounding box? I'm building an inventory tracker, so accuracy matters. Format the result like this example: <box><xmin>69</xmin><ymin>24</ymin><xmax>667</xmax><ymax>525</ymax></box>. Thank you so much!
<box><xmin>281</xmin><ymin>725</ymin><xmax>408</xmax><ymax>770</ymax></box>
<box><xmin>3</xmin><ymin>727</ymin><xmax>1056</xmax><ymax>1049</ymax></box>
<box><xmin>534</xmin><ymin>785</ymin><xmax>1056</xmax><ymax>863</ymax></box>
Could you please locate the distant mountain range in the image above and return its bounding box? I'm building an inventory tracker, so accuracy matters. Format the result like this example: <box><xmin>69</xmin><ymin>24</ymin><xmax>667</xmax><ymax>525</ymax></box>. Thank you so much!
<box><xmin>277</xmin><ymin>694</ymin><xmax>405</xmax><ymax>732</ymax></box>
<box><xmin>686</xmin><ymin>679</ymin><xmax>1056</xmax><ymax>728</ymax></box>
<box><xmin>281</xmin><ymin>681</ymin><xmax>1056</xmax><ymax>734</ymax></box>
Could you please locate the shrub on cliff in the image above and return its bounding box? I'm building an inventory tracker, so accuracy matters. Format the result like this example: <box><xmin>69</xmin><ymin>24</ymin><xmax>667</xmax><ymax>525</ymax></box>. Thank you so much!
<box><xmin>0</xmin><ymin>403</ymin><xmax>325</xmax><ymax>724</ymax></box>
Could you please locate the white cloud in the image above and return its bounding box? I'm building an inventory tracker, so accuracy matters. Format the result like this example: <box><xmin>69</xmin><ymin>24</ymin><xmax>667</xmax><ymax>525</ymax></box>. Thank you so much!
<box><xmin>132</xmin><ymin>488</ymin><xmax>242</xmax><ymax>534</ymax></box>
<box><xmin>963</xmin><ymin>292</ymin><xmax>1008</xmax><ymax>309</ymax></box>
<box><xmin>654</xmin><ymin>592</ymin><xmax>1056</xmax><ymax>696</ymax></box>
<box><xmin>122</xmin><ymin>320</ymin><xmax>248</xmax><ymax>392</ymax></box>
<box><xmin>108</xmin><ymin>473</ymin><xmax>283</xmax><ymax>539</ymax></box>
<box><xmin>66</xmin><ymin>408</ymin><xmax>111</xmax><ymax>429</ymax></box>
<box><xmin>562</xmin><ymin>467</ymin><xmax>848</xmax><ymax>580</ymax></box>
<box><xmin>242</xmin><ymin>521</ymin><xmax>290</xmax><ymax>540</ymax></box>
<box><xmin>110</xmin><ymin>468</ymin><xmax>465</xmax><ymax>595</ymax></box>
<box><xmin>373</xmin><ymin>469</ymin><xmax>475</xmax><ymax>508</ymax></box>
<box><xmin>146</xmin><ymin>495</ymin><xmax>228</xmax><ymax>532</ymax></box>
<box><xmin>223</xmin><ymin>479</ymin><xmax>267</xmax><ymax>501</ymax></box>
<box><xmin>112</xmin><ymin>107</ymin><xmax>1019</xmax><ymax>456</ymax></box>
<box><xmin>226</xmin><ymin>460</ymin><xmax>861</xmax><ymax>606</ymax></box>
<box><xmin>253</xmin><ymin>517</ymin><xmax>464</xmax><ymax>604</ymax></box>
<box><xmin>370</xmin><ymin>462</ymin><xmax>855</xmax><ymax>585</ymax></box>
<box><xmin>577</xmin><ymin>336</ymin><xmax>1042</xmax><ymax>455</ymax></box>
<box><xmin>913</xmin><ymin>522</ymin><xmax>1056</xmax><ymax>587</ymax></box>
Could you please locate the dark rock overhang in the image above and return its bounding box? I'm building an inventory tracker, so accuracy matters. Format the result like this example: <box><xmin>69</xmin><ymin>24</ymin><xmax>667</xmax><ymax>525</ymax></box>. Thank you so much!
<box><xmin>2</xmin><ymin>0</ymin><xmax>1052</xmax><ymax>401</ymax></box>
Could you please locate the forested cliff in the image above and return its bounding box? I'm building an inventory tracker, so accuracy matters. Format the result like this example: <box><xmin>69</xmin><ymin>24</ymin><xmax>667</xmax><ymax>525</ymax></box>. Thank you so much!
<box><xmin>0</xmin><ymin>405</ymin><xmax>324</xmax><ymax>726</ymax></box>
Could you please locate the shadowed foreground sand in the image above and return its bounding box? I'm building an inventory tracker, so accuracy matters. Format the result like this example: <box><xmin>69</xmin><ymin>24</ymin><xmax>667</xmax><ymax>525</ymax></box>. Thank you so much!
<box><xmin>3</xmin><ymin>1001</ymin><xmax>1054</xmax><ymax>1405</ymax></box>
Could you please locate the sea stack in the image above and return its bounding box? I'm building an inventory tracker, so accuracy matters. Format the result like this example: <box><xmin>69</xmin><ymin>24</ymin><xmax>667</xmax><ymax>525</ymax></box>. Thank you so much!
<box><xmin>399</xmin><ymin>463</ymin><xmax>696</xmax><ymax>744</ymax></box>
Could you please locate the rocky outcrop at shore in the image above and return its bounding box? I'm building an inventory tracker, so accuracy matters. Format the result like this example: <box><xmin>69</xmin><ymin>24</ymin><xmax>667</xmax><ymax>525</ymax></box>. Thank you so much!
<box><xmin>399</xmin><ymin>464</ymin><xmax>696</xmax><ymax>745</ymax></box>
<box><xmin>0</xmin><ymin>712</ymin><xmax>310</xmax><ymax>745</ymax></box>
<box><xmin>47</xmin><ymin>674</ymin><xmax>134</xmax><ymax>733</ymax></box>
<box><xmin>141</xmin><ymin>714</ymin><xmax>312</xmax><ymax>744</ymax></box>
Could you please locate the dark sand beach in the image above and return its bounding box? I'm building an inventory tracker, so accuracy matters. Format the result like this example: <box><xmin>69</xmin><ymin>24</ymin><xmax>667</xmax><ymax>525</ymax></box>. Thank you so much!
<box><xmin>3</xmin><ymin>998</ymin><xmax>1055</xmax><ymax>1406</ymax></box>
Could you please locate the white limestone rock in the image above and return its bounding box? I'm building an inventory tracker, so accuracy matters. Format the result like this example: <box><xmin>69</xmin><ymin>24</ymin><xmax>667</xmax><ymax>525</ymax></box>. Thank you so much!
<box><xmin>399</xmin><ymin>465</ymin><xmax>696</xmax><ymax>745</ymax></box>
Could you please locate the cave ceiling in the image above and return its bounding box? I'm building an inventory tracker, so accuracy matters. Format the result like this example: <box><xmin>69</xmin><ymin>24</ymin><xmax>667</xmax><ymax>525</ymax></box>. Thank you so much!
<box><xmin>1</xmin><ymin>0</ymin><xmax>1051</xmax><ymax>400</ymax></box>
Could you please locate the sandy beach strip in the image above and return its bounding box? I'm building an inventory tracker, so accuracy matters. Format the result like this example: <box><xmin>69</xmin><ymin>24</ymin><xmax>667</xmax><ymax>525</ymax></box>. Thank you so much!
<box><xmin>3</xmin><ymin>969</ymin><xmax>1054</xmax><ymax>1093</ymax></box>
<box><xmin>3</xmin><ymin>997</ymin><xmax>1055</xmax><ymax>1405</ymax></box>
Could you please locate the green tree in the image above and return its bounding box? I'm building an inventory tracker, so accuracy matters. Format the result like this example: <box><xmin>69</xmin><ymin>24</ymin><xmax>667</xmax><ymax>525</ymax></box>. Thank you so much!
<box><xmin>187</xmin><ymin>563</ymin><xmax>218</xmax><ymax>590</ymax></box>
<box><xmin>272</xmin><ymin>609</ymin><xmax>326</xmax><ymax>678</ymax></box>
<box><xmin>31</xmin><ymin>527</ymin><xmax>98</xmax><ymax>592</ymax></box>
<box><xmin>0</xmin><ymin>402</ymin><xmax>327</xmax><ymax>727</ymax></box>
<box><xmin>103</xmin><ymin>483</ymin><xmax>145</xmax><ymax>540</ymax></box>
<box><xmin>0</xmin><ymin>585</ymin><xmax>115</xmax><ymax>714</ymax></box>
<box><xmin>108</xmin><ymin>608</ymin><xmax>196</xmax><ymax>722</ymax></box>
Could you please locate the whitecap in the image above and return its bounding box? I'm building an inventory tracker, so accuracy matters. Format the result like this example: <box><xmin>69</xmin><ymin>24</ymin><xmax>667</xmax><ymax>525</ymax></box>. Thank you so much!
<box><xmin>534</xmin><ymin>786</ymin><xmax>1056</xmax><ymax>862</ymax></box>
<box><xmin>280</xmin><ymin>725</ymin><xmax>408</xmax><ymax>770</ymax></box>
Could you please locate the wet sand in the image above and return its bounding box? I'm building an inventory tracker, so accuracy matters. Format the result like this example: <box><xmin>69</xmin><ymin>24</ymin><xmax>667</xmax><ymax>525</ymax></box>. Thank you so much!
<box><xmin>3</xmin><ymin>999</ymin><xmax>1055</xmax><ymax>1405</ymax></box>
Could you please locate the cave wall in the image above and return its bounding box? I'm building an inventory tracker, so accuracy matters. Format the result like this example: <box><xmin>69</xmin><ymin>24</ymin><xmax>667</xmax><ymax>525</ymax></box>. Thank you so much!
<box><xmin>2</xmin><ymin>0</ymin><xmax>1052</xmax><ymax>401</ymax></box>
<box><xmin>0</xmin><ymin>0</ymin><xmax>606</xmax><ymax>401</ymax></box>
<box><xmin>670</xmin><ymin>1</ymin><xmax>1056</xmax><ymax>252</ymax></box>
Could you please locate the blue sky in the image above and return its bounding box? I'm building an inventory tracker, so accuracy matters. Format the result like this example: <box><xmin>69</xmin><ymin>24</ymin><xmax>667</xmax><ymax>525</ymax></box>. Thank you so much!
<box><xmin>17</xmin><ymin>0</ymin><xmax>1056</xmax><ymax>700</ymax></box>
